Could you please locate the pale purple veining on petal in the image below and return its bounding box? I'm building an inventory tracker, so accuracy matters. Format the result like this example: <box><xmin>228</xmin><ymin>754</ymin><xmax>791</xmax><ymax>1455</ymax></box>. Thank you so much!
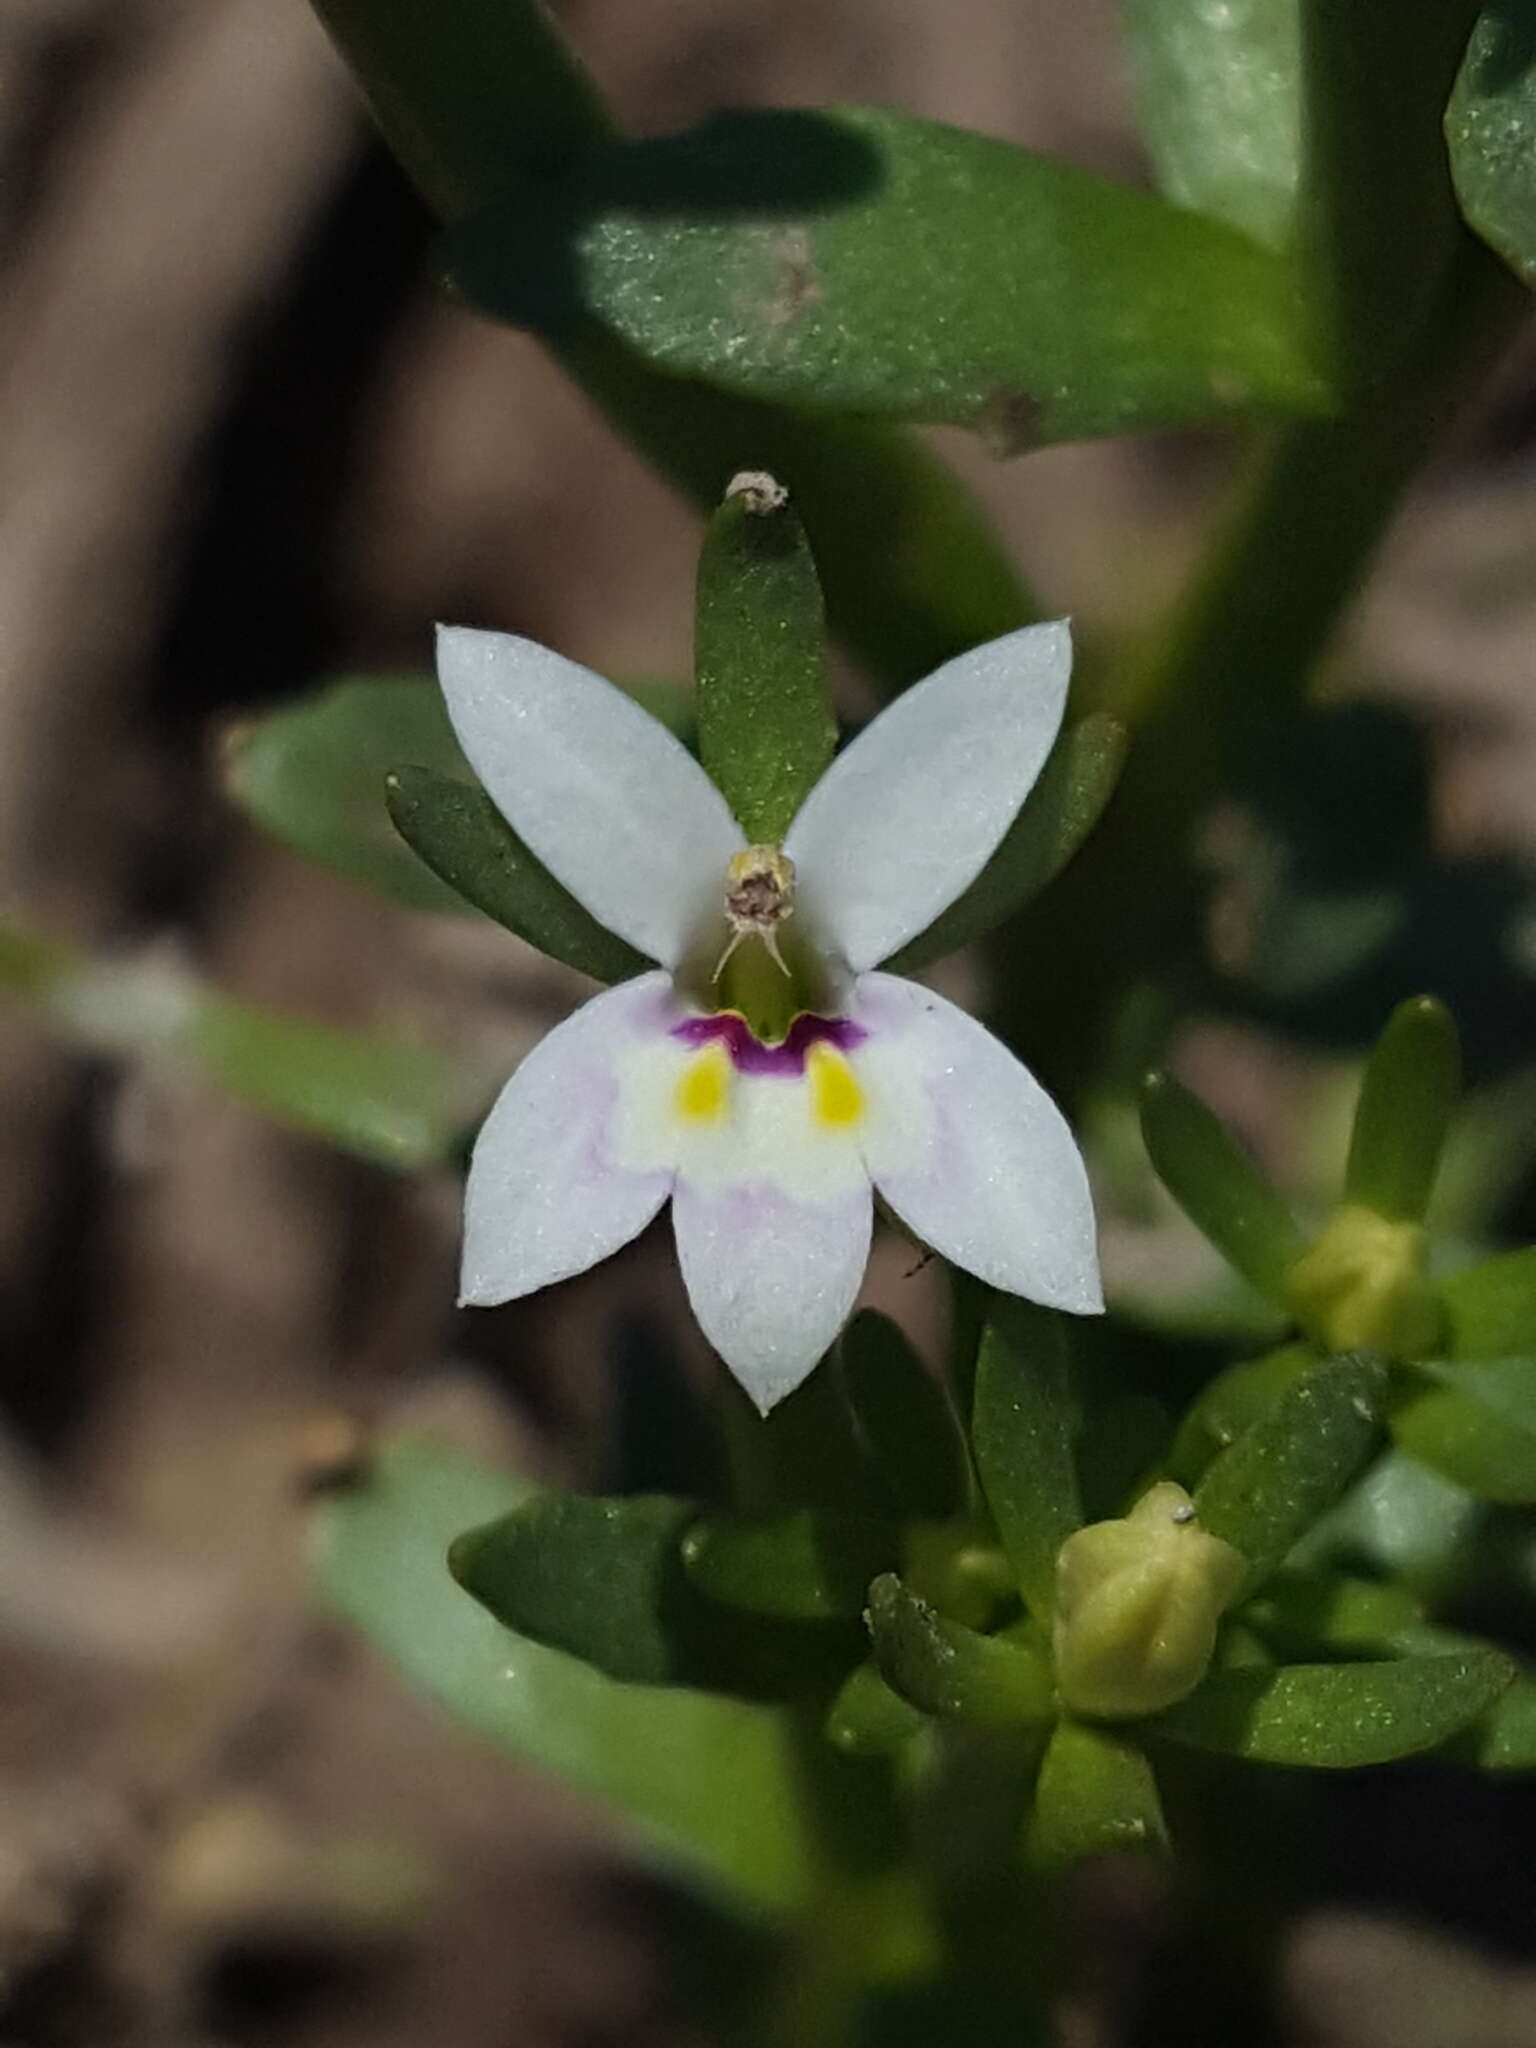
<box><xmin>671</xmin><ymin>1009</ymin><xmax>867</xmax><ymax>1075</ymax></box>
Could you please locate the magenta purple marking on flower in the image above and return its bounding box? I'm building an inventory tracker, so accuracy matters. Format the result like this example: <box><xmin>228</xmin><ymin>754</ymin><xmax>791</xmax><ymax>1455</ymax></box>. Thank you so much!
<box><xmin>672</xmin><ymin>1010</ymin><xmax>866</xmax><ymax>1075</ymax></box>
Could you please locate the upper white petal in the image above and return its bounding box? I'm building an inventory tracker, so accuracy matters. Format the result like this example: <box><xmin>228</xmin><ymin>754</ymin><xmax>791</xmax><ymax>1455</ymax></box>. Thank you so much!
<box><xmin>851</xmin><ymin>972</ymin><xmax>1102</xmax><ymax>1314</ymax></box>
<box><xmin>437</xmin><ymin>626</ymin><xmax>742</xmax><ymax>967</ymax></box>
<box><xmin>461</xmin><ymin>972</ymin><xmax>678</xmax><ymax>1305</ymax></box>
<box><xmin>781</xmin><ymin>621</ymin><xmax>1072</xmax><ymax>972</ymax></box>
<box><xmin>672</xmin><ymin>1177</ymin><xmax>872</xmax><ymax>1414</ymax></box>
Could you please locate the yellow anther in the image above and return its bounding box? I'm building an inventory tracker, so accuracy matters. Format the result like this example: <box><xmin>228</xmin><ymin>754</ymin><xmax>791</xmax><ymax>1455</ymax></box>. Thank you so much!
<box><xmin>809</xmin><ymin>1042</ymin><xmax>863</xmax><ymax>1129</ymax></box>
<box><xmin>676</xmin><ymin>1043</ymin><xmax>731</xmax><ymax>1124</ymax></box>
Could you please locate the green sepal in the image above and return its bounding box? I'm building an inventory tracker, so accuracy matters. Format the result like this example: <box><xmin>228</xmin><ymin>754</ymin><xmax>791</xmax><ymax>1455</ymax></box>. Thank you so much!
<box><xmin>1391</xmin><ymin>1356</ymin><xmax>1536</xmax><ymax>1505</ymax></box>
<box><xmin>888</xmin><ymin>713</ymin><xmax>1127</xmax><ymax>971</ymax></box>
<box><xmin>1167</xmin><ymin>1343</ymin><xmax>1318</xmax><ymax>1487</ymax></box>
<box><xmin>1344</xmin><ymin>995</ymin><xmax>1460</xmax><ymax>1224</ymax></box>
<box><xmin>1441</xmin><ymin>1245</ymin><xmax>1536</xmax><ymax>1358</ymax></box>
<box><xmin>825</xmin><ymin>1659</ymin><xmax>927</xmax><ymax>1757</ymax></box>
<box><xmin>385</xmin><ymin>766</ymin><xmax>647</xmax><ymax>983</ymax></box>
<box><xmin>449</xmin><ymin>1491</ymin><xmax>852</xmax><ymax>1697</ymax></box>
<box><xmin>840</xmin><ymin>1310</ymin><xmax>968</xmax><ymax>1518</ymax></box>
<box><xmin>1447</xmin><ymin>5</ymin><xmax>1536</xmax><ymax>291</ymax></box>
<box><xmin>313</xmin><ymin>1438</ymin><xmax>818</xmax><ymax>1913</ymax></box>
<box><xmin>694</xmin><ymin>484</ymin><xmax>835</xmax><ymax>843</ymax></box>
<box><xmin>1146</xmin><ymin>1649</ymin><xmax>1516</xmax><ymax>1767</ymax></box>
<box><xmin>1139</xmin><ymin>1070</ymin><xmax>1310</xmax><ymax>1304</ymax></box>
<box><xmin>1025</xmin><ymin>1719</ymin><xmax>1169</xmax><ymax>1869</ymax></box>
<box><xmin>865</xmin><ymin>1575</ymin><xmax>1054</xmax><ymax>1729</ymax></box>
<box><xmin>449</xmin><ymin>107</ymin><xmax>1330</xmax><ymax>449</ymax></box>
<box><xmin>1193</xmin><ymin>1353</ymin><xmax>1388</xmax><ymax>1591</ymax></box>
<box><xmin>970</xmin><ymin>1302</ymin><xmax>1082</xmax><ymax>1617</ymax></box>
<box><xmin>680</xmin><ymin>1507</ymin><xmax>896</xmax><ymax>1622</ymax></box>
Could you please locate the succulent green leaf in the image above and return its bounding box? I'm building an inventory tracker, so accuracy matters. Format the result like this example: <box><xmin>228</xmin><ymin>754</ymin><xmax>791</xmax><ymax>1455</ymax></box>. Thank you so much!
<box><xmin>384</xmin><ymin>766</ymin><xmax>647</xmax><ymax>983</ymax></box>
<box><xmin>1448</xmin><ymin>4</ymin><xmax>1536</xmax><ymax>290</ymax></box>
<box><xmin>223</xmin><ymin>676</ymin><xmax>471</xmax><ymax>912</ymax></box>
<box><xmin>694</xmin><ymin>486</ymin><xmax>835</xmax><ymax>842</ymax></box>
<box><xmin>680</xmin><ymin>1507</ymin><xmax>895</xmax><ymax>1622</ymax></box>
<box><xmin>1168</xmin><ymin>1343</ymin><xmax>1318</xmax><ymax>1487</ymax></box>
<box><xmin>449</xmin><ymin>108</ymin><xmax>1329</xmax><ymax>450</ymax></box>
<box><xmin>1392</xmin><ymin>1357</ymin><xmax>1536</xmax><ymax>1504</ymax></box>
<box><xmin>825</xmin><ymin>1659</ymin><xmax>927</xmax><ymax>1756</ymax></box>
<box><xmin>971</xmin><ymin>1303</ymin><xmax>1082</xmax><ymax>1617</ymax></box>
<box><xmin>865</xmin><ymin>1574</ymin><xmax>1053</xmax><ymax>1729</ymax></box>
<box><xmin>839</xmin><ymin>1310</ymin><xmax>968</xmax><ymax>1518</ymax></box>
<box><xmin>1025</xmin><ymin>1719</ymin><xmax>1169</xmax><ymax>1868</ymax></box>
<box><xmin>1441</xmin><ymin>1246</ymin><xmax>1536</xmax><ymax>1358</ymax></box>
<box><xmin>888</xmin><ymin>713</ymin><xmax>1128</xmax><ymax>971</ymax></box>
<box><xmin>1147</xmin><ymin>1649</ymin><xmax>1516</xmax><ymax>1766</ymax></box>
<box><xmin>1193</xmin><ymin>1353</ymin><xmax>1388</xmax><ymax>1590</ymax></box>
<box><xmin>0</xmin><ymin>920</ymin><xmax>476</xmax><ymax>1171</ymax></box>
<box><xmin>1119</xmin><ymin>0</ymin><xmax>1301</xmax><ymax>248</ymax></box>
<box><xmin>1140</xmin><ymin>1070</ymin><xmax>1311</xmax><ymax>1303</ymax></box>
<box><xmin>314</xmin><ymin>1440</ymin><xmax>817</xmax><ymax>1912</ymax></box>
<box><xmin>1344</xmin><ymin>996</ymin><xmax>1461</xmax><ymax>1224</ymax></box>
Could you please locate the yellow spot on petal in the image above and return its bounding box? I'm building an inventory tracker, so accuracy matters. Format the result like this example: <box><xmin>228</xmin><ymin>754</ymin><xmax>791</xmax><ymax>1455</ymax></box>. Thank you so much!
<box><xmin>809</xmin><ymin>1042</ymin><xmax>863</xmax><ymax>1129</ymax></box>
<box><xmin>676</xmin><ymin>1043</ymin><xmax>731</xmax><ymax>1124</ymax></box>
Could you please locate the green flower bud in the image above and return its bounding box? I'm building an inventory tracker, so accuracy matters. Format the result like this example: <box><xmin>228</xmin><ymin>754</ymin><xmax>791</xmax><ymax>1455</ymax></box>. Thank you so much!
<box><xmin>1284</xmin><ymin>1202</ymin><xmax>1444</xmax><ymax>1359</ymax></box>
<box><xmin>1053</xmin><ymin>1482</ymin><xmax>1246</xmax><ymax>1721</ymax></box>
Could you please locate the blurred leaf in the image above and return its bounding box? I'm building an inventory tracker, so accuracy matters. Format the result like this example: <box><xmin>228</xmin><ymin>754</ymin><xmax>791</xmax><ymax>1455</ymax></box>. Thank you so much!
<box><xmin>1442</xmin><ymin>1246</ymin><xmax>1536</xmax><ymax>1357</ymax></box>
<box><xmin>681</xmin><ymin>1507</ymin><xmax>895</xmax><ymax>1622</ymax></box>
<box><xmin>1168</xmin><ymin>1343</ymin><xmax>1318</xmax><ymax>1487</ymax></box>
<box><xmin>314</xmin><ymin>1438</ymin><xmax>817</xmax><ymax>1912</ymax></box>
<box><xmin>695</xmin><ymin>487</ymin><xmax>834</xmax><ymax>842</ymax></box>
<box><xmin>1448</xmin><ymin>3</ymin><xmax>1536</xmax><ymax>290</ymax></box>
<box><xmin>1193</xmin><ymin>1353</ymin><xmax>1388</xmax><ymax>1590</ymax></box>
<box><xmin>1119</xmin><ymin>0</ymin><xmax>1300</xmax><ymax>248</ymax></box>
<box><xmin>888</xmin><ymin>714</ymin><xmax>1128</xmax><ymax>971</ymax></box>
<box><xmin>1025</xmin><ymin>1719</ymin><xmax>1169</xmax><ymax>1868</ymax></box>
<box><xmin>1295</xmin><ymin>1448</ymin><xmax>1483</xmax><ymax>1594</ymax></box>
<box><xmin>1344</xmin><ymin>996</ymin><xmax>1461</xmax><ymax>1224</ymax></box>
<box><xmin>1077</xmin><ymin>1394</ymin><xmax>1173</xmax><ymax>1521</ymax></box>
<box><xmin>865</xmin><ymin>1575</ymin><xmax>1053</xmax><ymax>1729</ymax></box>
<box><xmin>0</xmin><ymin>922</ymin><xmax>475</xmax><ymax>1171</ymax></box>
<box><xmin>1240</xmin><ymin>1569</ymin><xmax>1426</xmax><ymax>1660</ymax></box>
<box><xmin>1466</xmin><ymin>1666</ymin><xmax>1536</xmax><ymax>1769</ymax></box>
<box><xmin>1140</xmin><ymin>1070</ymin><xmax>1310</xmax><ymax>1303</ymax></box>
<box><xmin>450</xmin><ymin>108</ymin><xmax>1329</xmax><ymax>449</ymax></box>
<box><xmin>1148</xmin><ymin>1648</ymin><xmax>1515</xmax><ymax>1766</ymax></box>
<box><xmin>971</xmin><ymin>1303</ymin><xmax>1082</xmax><ymax>1616</ymax></box>
<box><xmin>224</xmin><ymin>676</ymin><xmax>470</xmax><ymax>911</ymax></box>
<box><xmin>840</xmin><ymin>1311</ymin><xmax>968</xmax><ymax>1518</ymax></box>
<box><xmin>1392</xmin><ymin>1357</ymin><xmax>1536</xmax><ymax>1504</ymax></box>
<box><xmin>825</xmin><ymin>1659</ymin><xmax>927</xmax><ymax>1757</ymax></box>
<box><xmin>385</xmin><ymin>767</ymin><xmax>647</xmax><ymax>982</ymax></box>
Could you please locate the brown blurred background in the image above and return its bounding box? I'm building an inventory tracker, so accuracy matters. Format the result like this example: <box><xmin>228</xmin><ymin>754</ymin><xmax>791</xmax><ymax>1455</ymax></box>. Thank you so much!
<box><xmin>2</xmin><ymin>3</ymin><xmax>1536</xmax><ymax>2043</ymax></box>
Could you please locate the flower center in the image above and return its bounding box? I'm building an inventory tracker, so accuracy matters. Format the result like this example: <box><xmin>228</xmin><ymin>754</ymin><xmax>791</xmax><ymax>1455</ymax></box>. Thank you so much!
<box><xmin>717</xmin><ymin>845</ymin><xmax>796</xmax><ymax>980</ymax></box>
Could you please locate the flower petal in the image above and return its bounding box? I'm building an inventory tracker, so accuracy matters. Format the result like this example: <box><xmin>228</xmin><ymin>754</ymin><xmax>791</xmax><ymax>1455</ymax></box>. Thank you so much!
<box><xmin>461</xmin><ymin>972</ymin><xmax>677</xmax><ymax>1304</ymax></box>
<box><xmin>437</xmin><ymin>626</ymin><xmax>742</xmax><ymax>967</ymax></box>
<box><xmin>782</xmin><ymin>621</ymin><xmax>1072</xmax><ymax>972</ymax></box>
<box><xmin>852</xmin><ymin>972</ymin><xmax>1101</xmax><ymax>1313</ymax></box>
<box><xmin>672</xmin><ymin>1178</ymin><xmax>872</xmax><ymax>1413</ymax></box>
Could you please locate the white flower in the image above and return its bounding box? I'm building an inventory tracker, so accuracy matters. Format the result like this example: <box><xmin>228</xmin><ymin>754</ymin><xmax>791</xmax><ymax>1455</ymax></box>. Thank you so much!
<box><xmin>438</xmin><ymin>620</ymin><xmax>1102</xmax><ymax>1413</ymax></box>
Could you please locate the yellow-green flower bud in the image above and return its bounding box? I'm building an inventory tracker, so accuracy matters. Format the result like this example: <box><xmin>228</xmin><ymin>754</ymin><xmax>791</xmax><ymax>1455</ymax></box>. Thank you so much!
<box><xmin>1053</xmin><ymin>1482</ymin><xmax>1246</xmax><ymax>1721</ymax></box>
<box><xmin>1284</xmin><ymin>1202</ymin><xmax>1444</xmax><ymax>1359</ymax></box>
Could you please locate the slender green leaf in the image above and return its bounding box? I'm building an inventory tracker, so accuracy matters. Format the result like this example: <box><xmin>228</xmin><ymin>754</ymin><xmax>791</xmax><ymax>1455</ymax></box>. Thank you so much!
<box><xmin>840</xmin><ymin>1310</ymin><xmax>968</xmax><ymax>1518</ymax></box>
<box><xmin>0</xmin><ymin>920</ymin><xmax>476</xmax><ymax>1171</ymax></box>
<box><xmin>971</xmin><ymin>1303</ymin><xmax>1082</xmax><ymax>1616</ymax></box>
<box><xmin>1168</xmin><ymin>1343</ymin><xmax>1318</xmax><ymax>1487</ymax></box>
<box><xmin>695</xmin><ymin>485</ymin><xmax>834</xmax><ymax>842</ymax></box>
<box><xmin>314</xmin><ymin>1439</ymin><xmax>818</xmax><ymax>1911</ymax></box>
<box><xmin>1025</xmin><ymin>1719</ymin><xmax>1169</xmax><ymax>1868</ymax></box>
<box><xmin>1448</xmin><ymin>3</ymin><xmax>1536</xmax><ymax>290</ymax></box>
<box><xmin>385</xmin><ymin>767</ymin><xmax>646</xmax><ymax>983</ymax></box>
<box><xmin>1392</xmin><ymin>1356</ymin><xmax>1536</xmax><ymax>1504</ymax></box>
<box><xmin>1140</xmin><ymin>1070</ymin><xmax>1310</xmax><ymax>1303</ymax></box>
<box><xmin>1147</xmin><ymin>1649</ymin><xmax>1515</xmax><ymax>1766</ymax></box>
<box><xmin>865</xmin><ymin>1575</ymin><xmax>1053</xmax><ymax>1728</ymax></box>
<box><xmin>1119</xmin><ymin>0</ymin><xmax>1300</xmax><ymax>248</ymax></box>
<box><xmin>224</xmin><ymin>676</ymin><xmax>470</xmax><ymax>911</ymax></box>
<box><xmin>1441</xmin><ymin>1245</ymin><xmax>1536</xmax><ymax>1358</ymax></box>
<box><xmin>1240</xmin><ymin>1570</ymin><xmax>1426</xmax><ymax>1660</ymax></box>
<box><xmin>450</xmin><ymin>108</ymin><xmax>1329</xmax><ymax>449</ymax></box>
<box><xmin>825</xmin><ymin>1659</ymin><xmax>927</xmax><ymax>1756</ymax></box>
<box><xmin>888</xmin><ymin>713</ymin><xmax>1128</xmax><ymax>971</ymax></box>
<box><xmin>681</xmin><ymin>1508</ymin><xmax>895</xmax><ymax>1622</ymax></box>
<box><xmin>1344</xmin><ymin>996</ymin><xmax>1461</xmax><ymax>1223</ymax></box>
<box><xmin>1194</xmin><ymin>1354</ymin><xmax>1388</xmax><ymax>1589</ymax></box>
